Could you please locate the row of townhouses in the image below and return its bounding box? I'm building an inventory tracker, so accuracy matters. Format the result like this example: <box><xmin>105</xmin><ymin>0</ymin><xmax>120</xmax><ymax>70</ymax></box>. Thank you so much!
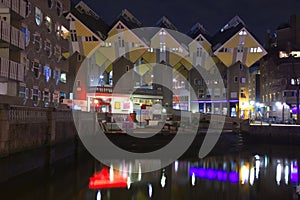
<box><xmin>0</xmin><ymin>0</ymin><xmax>299</xmax><ymax>122</ymax></box>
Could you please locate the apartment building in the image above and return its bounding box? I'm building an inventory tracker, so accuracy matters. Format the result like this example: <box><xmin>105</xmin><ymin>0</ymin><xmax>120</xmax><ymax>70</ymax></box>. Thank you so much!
<box><xmin>0</xmin><ymin>0</ymin><xmax>70</xmax><ymax>107</ymax></box>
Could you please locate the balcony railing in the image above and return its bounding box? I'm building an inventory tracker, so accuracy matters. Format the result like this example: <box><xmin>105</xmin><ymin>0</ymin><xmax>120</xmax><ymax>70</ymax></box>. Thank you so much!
<box><xmin>0</xmin><ymin>57</ymin><xmax>24</xmax><ymax>81</ymax></box>
<box><xmin>0</xmin><ymin>20</ymin><xmax>25</xmax><ymax>49</ymax></box>
<box><xmin>89</xmin><ymin>86</ymin><xmax>114</xmax><ymax>94</ymax></box>
<box><xmin>0</xmin><ymin>0</ymin><xmax>27</xmax><ymax>18</ymax></box>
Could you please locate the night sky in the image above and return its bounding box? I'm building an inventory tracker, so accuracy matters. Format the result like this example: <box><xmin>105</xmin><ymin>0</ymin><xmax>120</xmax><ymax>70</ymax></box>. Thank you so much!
<box><xmin>73</xmin><ymin>0</ymin><xmax>300</xmax><ymax>44</ymax></box>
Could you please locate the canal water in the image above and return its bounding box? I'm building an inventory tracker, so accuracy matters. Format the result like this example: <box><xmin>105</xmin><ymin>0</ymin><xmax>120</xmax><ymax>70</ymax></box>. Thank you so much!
<box><xmin>0</xmin><ymin>139</ymin><xmax>300</xmax><ymax>200</ymax></box>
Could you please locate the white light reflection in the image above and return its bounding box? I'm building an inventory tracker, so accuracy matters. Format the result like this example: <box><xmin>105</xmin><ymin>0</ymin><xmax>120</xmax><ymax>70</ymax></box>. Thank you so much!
<box><xmin>191</xmin><ymin>172</ymin><xmax>196</xmax><ymax>186</ymax></box>
<box><xmin>174</xmin><ymin>160</ymin><xmax>179</xmax><ymax>172</ymax></box>
<box><xmin>276</xmin><ymin>163</ymin><xmax>282</xmax><ymax>186</ymax></box>
<box><xmin>148</xmin><ymin>183</ymin><xmax>153</xmax><ymax>198</ymax></box>
<box><xmin>110</xmin><ymin>164</ymin><xmax>114</xmax><ymax>181</ymax></box>
<box><xmin>249</xmin><ymin>167</ymin><xmax>255</xmax><ymax>186</ymax></box>
<box><xmin>284</xmin><ymin>165</ymin><xmax>289</xmax><ymax>185</ymax></box>
<box><xmin>127</xmin><ymin>176</ymin><xmax>131</xmax><ymax>189</ymax></box>
<box><xmin>264</xmin><ymin>156</ymin><xmax>268</xmax><ymax>168</ymax></box>
<box><xmin>96</xmin><ymin>190</ymin><xmax>101</xmax><ymax>200</ymax></box>
<box><xmin>138</xmin><ymin>163</ymin><xmax>142</xmax><ymax>181</ymax></box>
<box><xmin>255</xmin><ymin>160</ymin><xmax>260</xmax><ymax>179</ymax></box>
<box><xmin>161</xmin><ymin>171</ymin><xmax>166</xmax><ymax>188</ymax></box>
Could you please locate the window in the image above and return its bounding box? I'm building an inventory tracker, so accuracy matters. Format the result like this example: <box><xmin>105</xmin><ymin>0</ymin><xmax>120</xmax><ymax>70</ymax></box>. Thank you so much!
<box><xmin>33</xmin><ymin>32</ymin><xmax>42</xmax><ymax>52</ymax></box>
<box><xmin>60</xmin><ymin>72</ymin><xmax>66</xmax><ymax>83</ymax></box>
<box><xmin>250</xmin><ymin>47</ymin><xmax>263</xmax><ymax>53</ymax></box>
<box><xmin>32</xmin><ymin>61</ymin><xmax>40</xmax><ymax>78</ymax></box>
<box><xmin>160</xmin><ymin>42</ymin><xmax>166</xmax><ymax>52</ymax></box>
<box><xmin>234</xmin><ymin>76</ymin><xmax>238</xmax><ymax>82</ymax></box>
<box><xmin>196</xmin><ymin>47</ymin><xmax>202</xmax><ymax>57</ymax></box>
<box><xmin>60</xmin><ymin>26</ymin><xmax>69</xmax><ymax>39</ymax></box>
<box><xmin>148</xmin><ymin>48</ymin><xmax>154</xmax><ymax>52</ymax></box>
<box><xmin>159</xmin><ymin>30</ymin><xmax>166</xmax><ymax>35</ymax></box>
<box><xmin>55</xmin><ymin>23</ymin><xmax>61</xmax><ymax>39</ymax></box>
<box><xmin>117</xmin><ymin>23</ymin><xmax>124</xmax><ymax>29</ymax></box>
<box><xmin>21</xmin><ymin>25</ymin><xmax>30</xmax><ymax>47</ymax></box>
<box><xmin>53</xmin><ymin>69</ymin><xmax>60</xmax><ymax>85</ymax></box>
<box><xmin>214</xmin><ymin>88</ymin><xmax>221</xmax><ymax>98</ymax></box>
<box><xmin>54</xmin><ymin>45</ymin><xmax>62</xmax><ymax>62</ymax></box>
<box><xmin>126</xmin><ymin>65</ymin><xmax>130</xmax><ymax>72</ymax></box>
<box><xmin>43</xmin><ymin>66</ymin><xmax>51</xmax><ymax>82</ymax></box>
<box><xmin>76</xmin><ymin>80</ymin><xmax>81</xmax><ymax>87</ymax></box>
<box><xmin>291</xmin><ymin>78</ymin><xmax>296</xmax><ymax>85</ymax></box>
<box><xmin>25</xmin><ymin>1</ymin><xmax>31</xmax><ymax>17</ymax></box>
<box><xmin>19</xmin><ymin>83</ymin><xmax>27</xmax><ymax>98</ymax></box>
<box><xmin>48</xmin><ymin>0</ymin><xmax>53</xmax><ymax>8</ymax></box>
<box><xmin>53</xmin><ymin>91</ymin><xmax>59</xmax><ymax>107</ymax></box>
<box><xmin>240</xmin><ymin>88</ymin><xmax>246</xmax><ymax>98</ymax></box>
<box><xmin>35</xmin><ymin>7</ymin><xmax>43</xmax><ymax>26</ymax></box>
<box><xmin>43</xmin><ymin>89</ymin><xmax>50</xmax><ymax>107</ymax></box>
<box><xmin>56</xmin><ymin>1</ymin><xmax>62</xmax><ymax>16</ymax></box>
<box><xmin>230</xmin><ymin>92</ymin><xmax>237</xmax><ymax>98</ymax></box>
<box><xmin>31</xmin><ymin>87</ymin><xmax>40</xmax><ymax>106</ymax></box>
<box><xmin>77</xmin><ymin>54</ymin><xmax>82</xmax><ymax>62</ymax></box>
<box><xmin>237</xmin><ymin>44</ymin><xmax>243</xmax><ymax>52</ymax></box>
<box><xmin>198</xmin><ymin>89</ymin><xmax>204</xmax><ymax>98</ymax></box>
<box><xmin>70</xmin><ymin>30</ymin><xmax>77</xmax><ymax>42</ymax></box>
<box><xmin>241</xmin><ymin>77</ymin><xmax>246</xmax><ymax>84</ymax></box>
<box><xmin>44</xmin><ymin>40</ymin><xmax>52</xmax><ymax>57</ymax></box>
<box><xmin>45</xmin><ymin>16</ymin><xmax>52</xmax><ymax>33</ymax></box>
<box><xmin>118</xmin><ymin>36</ymin><xmax>124</xmax><ymax>47</ymax></box>
<box><xmin>239</xmin><ymin>30</ymin><xmax>247</xmax><ymax>35</ymax></box>
<box><xmin>206</xmin><ymin>88</ymin><xmax>212</xmax><ymax>98</ymax></box>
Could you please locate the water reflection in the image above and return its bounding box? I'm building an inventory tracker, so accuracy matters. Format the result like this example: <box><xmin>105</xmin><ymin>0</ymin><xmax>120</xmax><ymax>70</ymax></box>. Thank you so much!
<box><xmin>89</xmin><ymin>147</ymin><xmax>300</xmax><ymax>200</ymax></box>
<box><xmin>0</xmin><ymin>145</ymin><xmax>300</xmax><ymax>200</ymax></box>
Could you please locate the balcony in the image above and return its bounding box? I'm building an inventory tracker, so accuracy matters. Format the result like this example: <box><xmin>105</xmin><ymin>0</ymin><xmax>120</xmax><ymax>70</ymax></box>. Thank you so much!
<box><xmin>0</xmin><ymin>0</ymin><xmax>27</xmax><ymax>18</ymax></box>
<box><xmin>0</xmin><ymin>20</ymin><xmax>25</xmax><ymax>49</ymax></box>
<box><xmin>0</xmin><ymin>57</ymin><xmax>24</xmax><ymax>81</ymax></box>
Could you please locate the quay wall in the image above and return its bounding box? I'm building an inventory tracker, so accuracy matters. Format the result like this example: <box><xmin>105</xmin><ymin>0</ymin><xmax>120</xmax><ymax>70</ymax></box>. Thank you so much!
<box><xmin>0</xmin><ymin>104</ymin><xmax>77</xmax><ymax>156</ymax></box>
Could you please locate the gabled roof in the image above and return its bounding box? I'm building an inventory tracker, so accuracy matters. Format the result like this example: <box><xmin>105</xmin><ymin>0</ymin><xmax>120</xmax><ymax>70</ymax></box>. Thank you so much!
<box><xmin>111</xmin><ymin>9</ymin><xmax>142</xmax><ymax>30</ymax></box>
<box><xmin>69</xmin><ymin>1</ymin><xmax>110</xmax><ymax>40</ymax></box>
<box><xmin>155</xmin><ymin>16</ymin><xmax>177</xmax><ymax>31</ymax></box>
<box><xmin>187</xmin><ymin>22</ymin><xmax>212</xmax><ymax>43</ymax></box>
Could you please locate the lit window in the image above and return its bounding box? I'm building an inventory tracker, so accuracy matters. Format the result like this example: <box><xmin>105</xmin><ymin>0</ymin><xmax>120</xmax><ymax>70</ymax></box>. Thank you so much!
<box><xmin>35</xmin><ymin>7</ymin><xmax>43</xmax><ymax>26</ymax></box>
<box><xmin>55</xmin><ymin>23</ymin><xmax>61</xmax><ymax>39</ymax></box>
<box><xmin>159</xmin><ymin>30</ymin><xmax>166</xmax><ymax>35</ymax></box>
<box><xmin>43</xmin><ymin>66</ymin><xmax>51</xmax><ymax>82</ymax></box>
<box><xmin>105</xmin><ymin>42</ymin><xmax>112</xmax><ymax>47</ymax></box>
<box><xmin>44</xmin><ymin>40</ymin><xmax>52</xmax><ymax>57</ymax></box>
<box><xmin>60</xmin><ymin>26</ymin><xmax>69</xmax><ymax>39</ymax></box>
<box><xmin>160</xmin><ymin>42</ymin><xmax>166</xmax><ymax>52</ymax></box>
<box><xmin>32</xmin><ymin>61</ymin><xmax>40</xmax><ymax>79</ymax></box>
<box><xmin>45</xmin><ymin>16</ymin><xmax>52</xmax><ymax>33</ymax></box>
<box><xmin>241</xmin><ymin>77</ymin><xmax>246</xmax><ymax>83</ymax></box>
<box><xmin>148</xmin><ymin>48</ymin><xmax>154</xmax><ymax>52</ymax></box>
<box><xmin>239</xmin><ymin>30</ymin><xmax>247</xmax><ymax>35</ymax></box>
<box><xmin>56</xmin><ymin>1</ymin><xmax>62</xmax><ymax>16</ymax></box>
<box><xmin>21</xmin><ymin>24</ymin><xmax>30</xmax><ymax>47</ymax></box>
<box><xmin>60</xmin><ymin>72</ymin><xmax>66</xmax><ymax>83</ymax></box>
<box><xmin>54</xmin><ymin>45</ymin><xmax>61</xmax><ymax>62</ymax></box>
<box><xmin>33</xmin><ymin>32</ymin><xmax>42</xmax><ymax>52</ymax></box>
<box><xmin>291</xmin><ymin>78</ymin><xmax>296</xmax><ymax>85</ymax></box>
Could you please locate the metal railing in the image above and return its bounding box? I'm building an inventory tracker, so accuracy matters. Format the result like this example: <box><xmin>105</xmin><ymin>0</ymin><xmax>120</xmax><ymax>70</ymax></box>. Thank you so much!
<box><xmin>0</xmin><ymin>57</ymin><xmax>24</xmax><ymax>81</ymax></box>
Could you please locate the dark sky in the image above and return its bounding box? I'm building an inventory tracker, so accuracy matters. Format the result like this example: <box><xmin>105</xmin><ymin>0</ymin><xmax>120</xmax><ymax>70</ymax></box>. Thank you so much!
<box><xmin>73</xmin><ymin>0</ymin><xmax>300</xmax><ymax>44</ymax></box>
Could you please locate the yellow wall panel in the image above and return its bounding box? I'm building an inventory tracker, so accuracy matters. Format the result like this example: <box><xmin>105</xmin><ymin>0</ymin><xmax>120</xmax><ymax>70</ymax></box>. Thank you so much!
<box><xmin>215</xmin><ymin>53</ymin><xmax>233</xmax><ymax>67</ymax></box>
<box><xmin>129</xmin><ymin>49</ymin><xmax>146</xmax><ymax>63</ymax></box>
<box><xmin>83</xmin><ymin>42</ymin><xmax>99</xmax><ymax>56</ymax></box>
<box><xmin>244</xmin><ymin>35</ymin><xmax>260</xmax><ymax>48</ymax></box>
<box><xmin>75</xmin><ymin>21</ymin><xmax>93</xmax><ymax>36</ymax></box>
<box><xmin>169</xmin><ymin>52</ymin><xmax>182</xmax><ymax>66</ymax></box>
<box><xmin>245</xmin><ymin>53</ymin><xmax>265</xmax><ymax>67</ymax></box>
<box><xmin>142</xmin><ymin>52</ymin><xmax>156</xmax><ymax>63</ymax></box>
<box><xmin>224</xmin><ymin>34</ymin><xmax>239</xmax><ymax>48</ymax></box>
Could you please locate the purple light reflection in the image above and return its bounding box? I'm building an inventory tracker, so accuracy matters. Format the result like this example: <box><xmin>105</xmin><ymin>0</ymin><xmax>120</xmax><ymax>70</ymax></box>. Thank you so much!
<box><xmin>189</xmin><ymin>167</ymin><xmax>238</xmax><ymax>183</ymax></box>
<box><xmin>291</xmin><ymin>161</ymin><xmax>298</xmax><ymax>183</ymax></box>
<box><xmin>190</xmin><ymin>100</ymin><xmax>239</xmax><ymax>103</ymax></box>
